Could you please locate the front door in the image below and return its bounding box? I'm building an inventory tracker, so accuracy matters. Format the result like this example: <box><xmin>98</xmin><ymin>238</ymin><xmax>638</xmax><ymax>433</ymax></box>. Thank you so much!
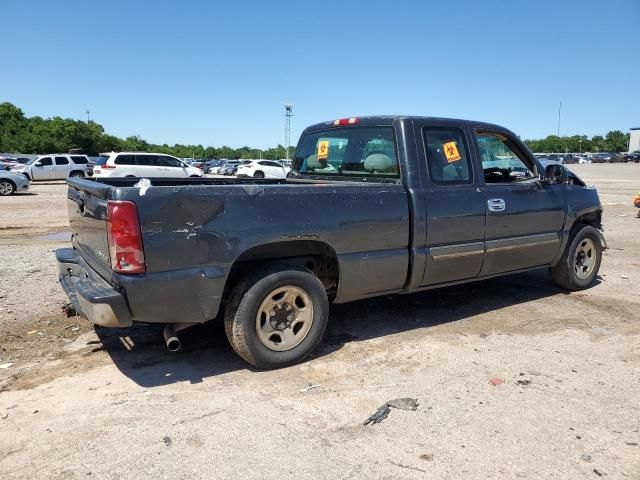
<box><xmin>418</xmin><ymin>123</ymin><xmax>486</xmax><ymax>286</ymax></box>
<box><xmin>32</xmin><ymin>157</ymin><xmax>54</xmax><ymax>180</ymax></box>
<box><xmin>471</xmin><ymin>129</ymin><xmax>565</xmax><ymax>276</ymax></box>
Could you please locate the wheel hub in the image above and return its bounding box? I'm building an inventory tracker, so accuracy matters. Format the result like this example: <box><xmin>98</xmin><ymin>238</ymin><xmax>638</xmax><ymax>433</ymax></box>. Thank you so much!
<box><xmin>574</xmin><ymin>238</ymin><xmax>596</xmax><ymax>280</ymax></box>
<box><xmin>256</xmin><ymin>285</ymin><xmax>314</xmax><ymax>352</ymax></box>
<box><xmin>270</xmin><ymin>302</ymin><xmax>294</xmax><ymax>330</ymax></box>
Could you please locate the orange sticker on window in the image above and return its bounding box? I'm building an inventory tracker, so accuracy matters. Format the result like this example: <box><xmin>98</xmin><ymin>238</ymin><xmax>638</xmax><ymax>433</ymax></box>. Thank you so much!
<box><xmin>443</xmin><ymin>141</ymin><xmax>461</xmax><ymax>163</ymax></box>
<box><xmin>317</xmin><ymin>140</ymin><xmax>329</xmax><ymax>160</ymax></box>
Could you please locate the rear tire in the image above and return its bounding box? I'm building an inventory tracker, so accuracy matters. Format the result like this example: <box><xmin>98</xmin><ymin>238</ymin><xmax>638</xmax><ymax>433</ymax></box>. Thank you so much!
<box><xmin>253</xmin><ymin>171</ymin><xmax>265</xmax><ymax>179</ymax></box>
<box><xmin>0</xmin><ymin>180</ymin><xmax>16</xmax><ymax>196</ymax></box>
<box><xmin>69</xmin><ymin>171</ymin><xmax>84</xmax><ymax>178</ymax></box>
<box><xmin>550</xmin><ymin>225</ymin><xmax>602</xmax><ymax>290</ymax></box>
<box><xmin>224</xmin><ymin>264</ymin><xmax>329</xmax><ymax>369</ymax></box>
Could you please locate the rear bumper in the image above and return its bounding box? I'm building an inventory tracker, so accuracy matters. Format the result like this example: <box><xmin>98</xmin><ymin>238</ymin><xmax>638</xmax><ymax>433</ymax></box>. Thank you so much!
<box><xmin>56</xmin><ymin>248</ymin><xmax>132</xmax><ymax>328</ymax></box>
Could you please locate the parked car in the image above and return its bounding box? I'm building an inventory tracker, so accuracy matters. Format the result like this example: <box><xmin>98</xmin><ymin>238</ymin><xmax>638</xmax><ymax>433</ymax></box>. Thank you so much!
<box><xmin>575</xmin><ymin>155</ymin><xmax>591</xmax><ymax>164</ymax></box>
<box><xmin>591</xmin><ymin>153</ymin><xmax>614</xmax><ymax>163</ymax></box>
<box><xmin>205</xmin><ymin>160</ymin><xmax>225</xmax><ymax>173</ymax></box>
<box><xmin>609</xmin><ymin>154</ymin><xmax>629</xmax><ymax>163</ymax></box>
<box><xmin>236</xmin><ymin>160</ymin><xmax>290</xmax><ymax>178</ymax></box>
<box><xmin>623</xmin><ymin>151</ymin><xmax>640</xmax><ymax>163</ymax></box>
<box><xmin>220</xmin><ymin>160</ymin><xmax>245</xmax><ymax>176</ymax></box>
<box><xmin>11</xmin><ymin>154</ymin><xmax>90</xmax><ymax>181</ymax></box>
<box><xmin>92</xmin><ymin>152</ymin><xmax>203</xmax><ymax>178</ymax></box>
<box><xmin>189</xmin><ymin>159</ymin><xmax>206</xmax><ymax>170</ymax></box>
<box><xmin>0</xmin><ymin>169</ymin><xmax>30</xmax><ymax>195</ymax></box>
<box><xmin>56</xmin><ymin>115</ymin><xmax>605</xmax><ymax>369</ymax></box>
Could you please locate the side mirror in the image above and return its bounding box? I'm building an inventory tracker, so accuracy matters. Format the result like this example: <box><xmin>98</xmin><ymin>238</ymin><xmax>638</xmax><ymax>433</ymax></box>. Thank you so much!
<box><xmin>34</xmin><ymin>162</ymin><xmax>43</xmax><ymax>167</ymax></box>
<box><xmin>542</xmin><ymin>163</ymin><xmax>566</xmax><ymax>184</ymax></box>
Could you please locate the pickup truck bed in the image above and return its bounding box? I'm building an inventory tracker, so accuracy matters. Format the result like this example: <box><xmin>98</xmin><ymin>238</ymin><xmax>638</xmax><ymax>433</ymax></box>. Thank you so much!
<box><xmin>57</xmin><ymin>116</ymin><xmax>605</xmax><ymax>368</ymax></box>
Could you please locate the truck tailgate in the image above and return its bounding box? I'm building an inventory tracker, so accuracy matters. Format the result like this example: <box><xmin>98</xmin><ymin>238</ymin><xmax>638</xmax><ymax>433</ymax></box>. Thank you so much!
<box><xmin>66</xmin><ymin>179</ymin><xmax>113</xmax><ymax>278</ymax></box>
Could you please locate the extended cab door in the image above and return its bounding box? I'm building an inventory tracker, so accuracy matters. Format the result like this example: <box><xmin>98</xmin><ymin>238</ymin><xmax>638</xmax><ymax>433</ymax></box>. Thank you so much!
<box><xmin>417</xmin><ymin>122</ymin><xmax>486</xmax><ymax>286</ymax></box>
<box><xmin>470</xmin><ymin>126</ymin><xmax>565</xmax><ymax>275</ymax></box>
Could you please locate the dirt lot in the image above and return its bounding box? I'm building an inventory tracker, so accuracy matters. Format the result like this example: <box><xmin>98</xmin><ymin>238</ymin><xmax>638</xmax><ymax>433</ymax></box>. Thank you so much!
<box><xmin>1</xmin><ymin>165</ymin><xmax>639</xmax><ymax>479</ymax></box>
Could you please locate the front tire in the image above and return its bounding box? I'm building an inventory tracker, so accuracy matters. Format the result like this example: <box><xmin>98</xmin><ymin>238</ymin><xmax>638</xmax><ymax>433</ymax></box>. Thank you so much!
<box><xmin>224</xmin><ymin>265</ymin><xmax>329</xmax><ymax>369</ymax></box>
<box><xmin>0</xmin><ymin>180</ymin><xmax>16</xmax><ymax>196</ymax></box>
<box><xmin>550</xmin><ymin>225</ymin><xmax>602</xmax><ymax>290</ymax></box>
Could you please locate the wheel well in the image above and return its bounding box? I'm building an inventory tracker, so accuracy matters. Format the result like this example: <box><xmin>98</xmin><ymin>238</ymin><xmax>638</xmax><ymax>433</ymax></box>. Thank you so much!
<box><xmin>575</xmin><ymin>211</ymin><xmax>602</xmax><ymax>231</ymax></box>
<box><xmin>70</xmin><ymin>170</ymin><xmax>84</xmax><ymax>176</ymax></box>
<box><xmin>224</xmin><ymin>240</ymin><xmax>339</xmax><ymax>301</ymax></box>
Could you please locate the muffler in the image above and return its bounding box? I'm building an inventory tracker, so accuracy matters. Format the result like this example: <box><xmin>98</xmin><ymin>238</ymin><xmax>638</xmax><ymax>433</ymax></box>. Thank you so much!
<box><xmin>163</xmin><ymin>323</ymin><xmax>197</xmax><ymax>352</ymax></box>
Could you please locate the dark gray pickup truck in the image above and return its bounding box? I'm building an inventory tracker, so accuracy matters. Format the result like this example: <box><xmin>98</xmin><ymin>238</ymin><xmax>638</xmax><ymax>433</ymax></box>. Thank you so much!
<box><xmin>57</xmin><ymin>116</ymin><xmax>605</xmax><ymax>368</ymax></box>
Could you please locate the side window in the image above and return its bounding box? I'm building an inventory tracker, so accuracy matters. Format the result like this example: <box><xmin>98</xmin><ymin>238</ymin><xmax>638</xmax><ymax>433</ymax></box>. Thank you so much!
<box><xmin>38</xmin><ymin>157</ymin><xmax>52</xmax><ymax>166</ymax></box>
<box><xmin>160</xmin><ymin>156</ymin><xmax>182</xmax><ymax>167</ymax></box>
<box><xmin>70</xmin><ymin>156</ymin><xmax>88</xmax><ymax>164</ymax></box>
<box><xmin>476</xmin><ymin>132</ymin><xmax>536</xmax><ymax>183</ymax></box>
<box><xmin>114</xmin><ymin>155</ymin><xmax>136</xmax><ymax>165</ymax></box>
<box><xmin>423</xmin><ymin>127</ymin><xmax>472</xmax><ymax>184</ymax></box>
<box><xmin>135</xmin><ymin>155</ymin><xmax>154</xmax><ymax>166</ymax></box>
<box><xmin>55</xmin><ymin>156</ymin><xmax>69</xmax><ymax>165</ymax></box>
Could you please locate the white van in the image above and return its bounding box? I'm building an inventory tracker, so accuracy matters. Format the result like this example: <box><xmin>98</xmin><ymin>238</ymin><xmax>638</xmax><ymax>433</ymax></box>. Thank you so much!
<box><xmin>93</xmin><ymin>152</ymin><xmax>203</xmax><ymax>178</ymax></box>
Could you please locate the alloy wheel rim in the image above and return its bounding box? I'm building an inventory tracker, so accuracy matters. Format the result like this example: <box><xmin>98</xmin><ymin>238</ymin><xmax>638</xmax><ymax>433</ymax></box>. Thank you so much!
<box><xmin>0</xmin><ymin>182</ymin><xmax>12</xmax><ymax>195</ymax></box>
<box><xmin>255</xmin><ymin>285</ymin><xmax>314</xmax><ymax>351</ymax></box>
<box><xmin>574</xmin><ymin>238</ymin><xmax>596</xmax><ymax>280</ymax></box>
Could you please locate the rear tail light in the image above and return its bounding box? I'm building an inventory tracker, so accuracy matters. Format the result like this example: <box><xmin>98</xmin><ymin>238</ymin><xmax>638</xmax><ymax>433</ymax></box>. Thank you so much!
<box><xmin>333</xmin><ymin>117</ymin><xmax>359</xmax><ymax>126</ymax></box>
<box><xmin>101</xmin><ymin>164</ymin><xmax>117</xmax><ymax>169</ymax></box>
<box><xmin>107</xmin><ymin>200</ymin><xmax>145</xmax><ymax>274</ymax></box>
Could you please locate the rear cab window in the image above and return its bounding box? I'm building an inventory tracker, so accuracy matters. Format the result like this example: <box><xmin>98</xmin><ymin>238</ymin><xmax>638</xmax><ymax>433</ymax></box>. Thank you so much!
<box><xmin>55</xmin><ymin>156</ymin><xmax>69</xmax><ymax>165</ymax></box>
<box><xmin>293</xmin><ymin>126</ymin><xmax>399</xmax><ymax>180</ymax></box>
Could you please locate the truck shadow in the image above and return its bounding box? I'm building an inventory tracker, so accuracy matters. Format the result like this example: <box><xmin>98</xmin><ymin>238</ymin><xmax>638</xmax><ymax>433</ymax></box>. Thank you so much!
<box><xmin>95</xmin><ymin>269</ymin><xmax>593</xmax><ymax>388</ymax></box>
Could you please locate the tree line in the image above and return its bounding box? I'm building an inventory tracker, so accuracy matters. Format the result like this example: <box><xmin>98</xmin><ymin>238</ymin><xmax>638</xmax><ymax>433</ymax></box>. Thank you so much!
<box><xmin>0</xmin><ymin>102</ymin><xmax>288</xmax><ymax>159</ymax></box>
<box><xmin>524</xmin><ymin>131</ymin><xmax>630</xmax><ymax>153</ymax></box>
<box><xmin>0</xmin><ymin>102</ymin><xmax>631</xmax><ymax>158</ymax></box>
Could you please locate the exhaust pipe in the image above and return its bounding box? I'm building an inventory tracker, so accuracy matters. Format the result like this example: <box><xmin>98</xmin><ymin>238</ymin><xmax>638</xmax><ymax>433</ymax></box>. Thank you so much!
<box><xmin>163</xmin><ymin>326</ymin><xmax>181</xmax><ymax>352</ymax></box>
<box><xmin>163</xmin><ymin>323</ymin><xmax>197</xmax><ymax>352</ymax></box>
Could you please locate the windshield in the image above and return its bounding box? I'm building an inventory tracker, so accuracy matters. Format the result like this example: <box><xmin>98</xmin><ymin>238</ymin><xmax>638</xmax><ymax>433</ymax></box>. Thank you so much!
<box><xmin>293</xmin><ymin>126</ymin><xmax>399</xmax><ymax>179</ymax></box>
<box><xmin>94</xmin><ymin>157</ymin><xmax>108</xmax><ymax>166</ymax></box>
<box><xmin>26</xmin><ymin>158</ymin><xmax>38</xmax><ymax>165</ymax></box>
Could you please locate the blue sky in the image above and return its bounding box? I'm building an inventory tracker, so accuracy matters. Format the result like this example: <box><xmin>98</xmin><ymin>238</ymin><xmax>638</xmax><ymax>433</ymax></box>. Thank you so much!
<box><xmin>1</xmin><ymin>0</ymin><xmax>638</xmax><ymax>148</ymax></box>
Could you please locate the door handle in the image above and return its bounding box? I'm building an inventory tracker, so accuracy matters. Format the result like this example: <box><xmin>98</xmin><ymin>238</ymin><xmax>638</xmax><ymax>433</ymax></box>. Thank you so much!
<box><xmin>488</xmin><ymin>198</ymin><xmax>506</xmax><ymax>212</ymax></box>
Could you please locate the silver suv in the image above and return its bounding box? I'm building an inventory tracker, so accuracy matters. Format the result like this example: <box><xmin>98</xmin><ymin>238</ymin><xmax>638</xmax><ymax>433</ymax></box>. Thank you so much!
<box><xmin>12</xmin><ymin>154</ymin><xmax>91</xmax><ymax>181</ymax></box>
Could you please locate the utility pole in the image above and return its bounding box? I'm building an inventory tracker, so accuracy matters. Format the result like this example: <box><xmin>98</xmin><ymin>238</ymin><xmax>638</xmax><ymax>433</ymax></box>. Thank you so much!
<box><xmin>284</xmin><ymin>104</ymin><xmax>294</xmax><ymax>161</ymax></box>
<box><xmin>86</xmin><ymin>109</ymin><xmax>91</xmax><ymax>123</ymax></box>
<box><xmin>557</xmin><ymin>101</ymin><xmax>562</xmax><ymax>137</ymax></box>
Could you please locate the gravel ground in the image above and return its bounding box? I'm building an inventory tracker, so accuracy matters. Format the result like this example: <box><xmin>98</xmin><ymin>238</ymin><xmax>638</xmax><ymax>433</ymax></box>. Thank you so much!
<box><xmin>0</xmin><ymin>165</ymin><xmax>639</xmax><ymax>479</ymax></box>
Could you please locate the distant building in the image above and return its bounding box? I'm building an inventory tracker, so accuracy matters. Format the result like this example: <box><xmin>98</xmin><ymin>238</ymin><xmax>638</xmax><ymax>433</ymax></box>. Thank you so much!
<box><xmin>630</xmin><ymin>128</ymin><xmax>640</xmax><ymax>152</ymax></box>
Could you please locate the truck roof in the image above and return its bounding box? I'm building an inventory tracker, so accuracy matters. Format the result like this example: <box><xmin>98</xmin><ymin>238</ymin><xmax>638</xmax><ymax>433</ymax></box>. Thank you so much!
<box><xmin>303</xmin><ymin>116</ymin><xmax>507</xmax><ymax>133</ymax></box>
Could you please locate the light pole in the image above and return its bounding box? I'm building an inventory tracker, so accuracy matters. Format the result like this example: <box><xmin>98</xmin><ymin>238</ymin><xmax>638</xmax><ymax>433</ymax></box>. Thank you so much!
<box><xmin>557</xmin><ymin>101</ymin><xmax>562</xmax><ymax>137</ymax></box>
<box><xmin>579</xmin><ymin>139</ymin><xmax>582</xmax><ymax>154</ymax></box>
<box><xmin>284</xmin><ymin>104</ymin><xmax>294</xmax><ymax>161</ymax></box>
<box><xmin>86</xmin><ymin>109</ymin><xmax>91</xmax><ymax>123</ymax></box>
